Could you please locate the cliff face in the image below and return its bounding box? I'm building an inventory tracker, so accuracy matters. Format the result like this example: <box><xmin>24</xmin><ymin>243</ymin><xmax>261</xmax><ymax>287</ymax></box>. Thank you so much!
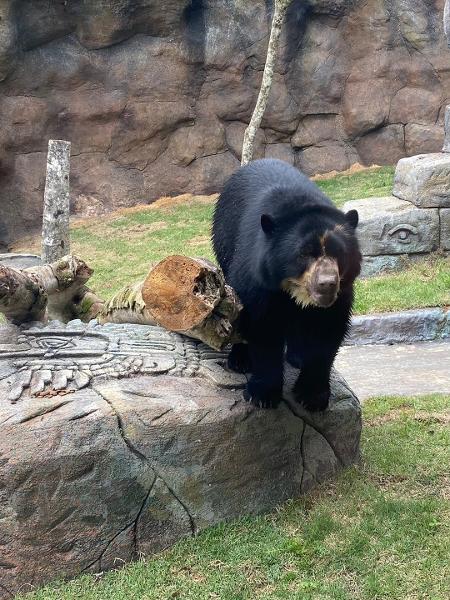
<box><xmin>0</xmin><ymin>0</ymin><xmax>448</xmax><ymax>245</ymax></box>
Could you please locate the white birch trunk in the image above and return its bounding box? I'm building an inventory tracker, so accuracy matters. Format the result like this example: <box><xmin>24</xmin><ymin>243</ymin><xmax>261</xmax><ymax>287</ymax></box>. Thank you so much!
<box><xmin>445</xmin><ymin>0</ymin><xmax>450</xmax><ymax>47</ymax></box>
<box><xmin>241</xmin><ymin>0</ymin><xmax>292</xmax><ymax>165</ymax></box>
<box><xmin>42</xmin><ymin>140</ymin><xmax>71</xmax><ymax>263</ymax></box>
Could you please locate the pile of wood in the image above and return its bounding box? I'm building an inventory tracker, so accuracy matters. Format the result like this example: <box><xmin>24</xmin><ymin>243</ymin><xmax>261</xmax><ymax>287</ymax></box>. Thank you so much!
<box><xmin>0</xmin><ymin>254</ymin><xmax>242</xmax><ymax>351</ymax></box>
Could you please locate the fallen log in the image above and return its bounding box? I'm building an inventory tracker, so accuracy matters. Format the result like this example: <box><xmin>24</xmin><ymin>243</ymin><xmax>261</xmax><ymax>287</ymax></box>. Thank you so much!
<box><xmin>0</xmin><ymin>254</ymin><xmax>242</xmax><ymax>351</ymax></box>
<box><xmin>0</xmin><ymin>255</ymin><xmax>104</xmax><ymax>325</ymax></box>
<box><xmin>97</xmin><ymin>255</ymin><xmax>242</xmax><ymax>350</ymax></box>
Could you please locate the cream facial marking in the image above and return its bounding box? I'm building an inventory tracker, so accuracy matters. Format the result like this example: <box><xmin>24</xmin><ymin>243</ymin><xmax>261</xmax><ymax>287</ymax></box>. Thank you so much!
<box><xmin>282</xmin><ymin>268</ymin><xmax>315</xmax><ymax>307</ymax></box>
<box><xmin>282</xmin><ymin>253</ymin><xmax>340</xmax><ymax>309</ymax></box>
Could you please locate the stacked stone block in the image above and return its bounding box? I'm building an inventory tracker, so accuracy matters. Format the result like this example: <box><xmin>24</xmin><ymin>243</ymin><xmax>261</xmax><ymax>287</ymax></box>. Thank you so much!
<box><xmin>344</xmin><ymin>107</ymin><xmax>450</xmax><ymax>277</ymax></box>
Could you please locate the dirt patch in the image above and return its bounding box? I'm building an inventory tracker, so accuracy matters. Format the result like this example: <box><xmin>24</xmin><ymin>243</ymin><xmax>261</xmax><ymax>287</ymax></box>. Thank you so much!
<box><xmin>150</xmin><ymin>193</ymin><xmax>218</xmax><ymax>210</ymax></box>
<box><xmin>311</xmin><ymin>162</ymin><xmax>381</xmax><ymax>181</ymax></box>
<box><xmin>188</xmin><ymin>235</ymin><xmax>211</xmax><ymax>247</ymax></box>
<box><xmin>9</xmin><ymin>235</ymin><xmax>41</xmax><ymax>254</ymax></box>
<box><xmin>368</xmin><ymin>408</ymin><xmax>450</xmax><ymax>426</ymax></box>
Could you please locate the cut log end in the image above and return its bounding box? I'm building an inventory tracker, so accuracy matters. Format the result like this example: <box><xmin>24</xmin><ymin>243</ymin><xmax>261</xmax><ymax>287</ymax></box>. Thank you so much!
<box><xmin>142</xmin><ymin>255</ymin><xmax>224</xmax><ymax>332</ymax></box>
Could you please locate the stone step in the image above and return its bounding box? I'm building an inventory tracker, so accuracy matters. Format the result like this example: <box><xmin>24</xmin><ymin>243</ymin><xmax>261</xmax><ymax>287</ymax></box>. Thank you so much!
<box><xmin>393</xmin><ymin>153</ymin><xmax>450</xmax><ymax>208</ymax></box>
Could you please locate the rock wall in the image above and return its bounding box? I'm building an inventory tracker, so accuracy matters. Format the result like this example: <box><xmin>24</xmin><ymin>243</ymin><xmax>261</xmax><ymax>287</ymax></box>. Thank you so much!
<box><xmin>0</xmin><ymin>0</ymin><xmax>449</xmax><ymax>245</ymax></box>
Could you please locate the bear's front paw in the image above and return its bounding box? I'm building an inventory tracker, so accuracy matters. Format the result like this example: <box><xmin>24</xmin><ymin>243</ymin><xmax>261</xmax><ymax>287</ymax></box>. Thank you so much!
<box><xmin>293</xmin><ymin>377</ymin><xmax>330</xmax><ymax>413</ymax></box>
<box><xmin>243</xmin><ymin>381</ymin><xmax>282</xmax><ymax>409</ymax></box>
<box><xmin>227</xmin><ymin>343</ymin><xmax>252</xmax><ymax>373</ymax></box>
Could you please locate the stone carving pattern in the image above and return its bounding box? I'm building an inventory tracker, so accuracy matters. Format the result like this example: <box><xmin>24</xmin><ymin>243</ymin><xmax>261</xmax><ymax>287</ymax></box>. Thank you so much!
<box><xmin>0</xmin><ymin>321</ymin><xmax>246</xmax><ymax>403</ymax></box>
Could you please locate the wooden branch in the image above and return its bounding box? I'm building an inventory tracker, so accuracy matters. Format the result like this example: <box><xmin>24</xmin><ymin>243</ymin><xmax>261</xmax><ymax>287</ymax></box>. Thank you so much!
<box><xmin>241</xmin><ymin>0</ymin><xmax>293</xmax><ymax>165</ymax></box>
<box><xmin>98</xmin><ymin>256</ymin><xmax>242</xmax><ymax>350</ymax></box>
<box><xmin>0</xmin><ymin>255</ymin><xmax>104</xmax><ymax>325</ymax></box>
<box><xmin>0</xmin><ymin>265</ymin><xmax>47</xmax><ymax>325</ymax></box>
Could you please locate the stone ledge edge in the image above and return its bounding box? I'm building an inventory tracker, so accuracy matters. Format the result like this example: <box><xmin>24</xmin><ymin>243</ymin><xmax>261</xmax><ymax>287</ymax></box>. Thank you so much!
<box><xmin>346</xmin><ymin>307</ymin><xmax>449</xmax><ymax>346</ymax></box>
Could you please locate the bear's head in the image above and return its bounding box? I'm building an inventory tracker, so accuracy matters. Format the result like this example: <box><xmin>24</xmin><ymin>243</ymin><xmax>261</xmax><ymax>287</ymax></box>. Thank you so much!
<box><xmin>259</xmin><ymin>204</ymin><xmax>361</xmax><ymax>308</ymax></box>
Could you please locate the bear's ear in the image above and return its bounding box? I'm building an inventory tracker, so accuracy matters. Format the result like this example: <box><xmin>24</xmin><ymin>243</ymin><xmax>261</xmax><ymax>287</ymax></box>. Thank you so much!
<box><xmin>345</xmin><ymin>209</ymin><xmax>359</xmax><ymax>230</ymax></box>
<box><xmin>261</xmin><ymin>214</ymin><xmax>275</xmax><ymax>235</ymax></box>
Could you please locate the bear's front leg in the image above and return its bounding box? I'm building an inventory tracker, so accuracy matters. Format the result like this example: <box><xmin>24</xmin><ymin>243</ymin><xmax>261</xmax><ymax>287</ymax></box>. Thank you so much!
<box><xmin>227</xmin><ymin>343</ymin><xmax>252</xmax><ymax>373</ymax></box>
<box><xmin>244</xmin><ymin>341</ymin><xmax>284</xmax><ymax>409</ymax></box>
<box><xmin>293</xmin><ymin>362</ymin><xmax>332</xmax><ymax>413</ymax></box>
<box><xmin>287</xmin><ymin>328</ymin><xmax>343</xmax><ymax>412</ymax></box>
<box><xmin>287</xmin><ymin>349</ymin><xmax>333</xmax><ymax>410</ymax></box>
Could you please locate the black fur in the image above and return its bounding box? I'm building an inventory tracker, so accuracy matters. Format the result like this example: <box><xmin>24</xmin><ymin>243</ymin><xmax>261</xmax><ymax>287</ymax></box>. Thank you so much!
<box><xmin>212</xmin><ymin>159</ymin><xmax>361</xmax><ymax>412</ymax></box>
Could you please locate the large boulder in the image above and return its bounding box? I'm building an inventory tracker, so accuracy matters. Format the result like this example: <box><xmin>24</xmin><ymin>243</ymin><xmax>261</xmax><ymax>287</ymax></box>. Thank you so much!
<box><xmin>0</xmin><ymin>321</ymin><xmax>361</xmax><ymax>598</ymax></box>
<box><xmin>0</xmin><ymin>0</ymin><xmax>449</xmax><ymax>246</ymax></box>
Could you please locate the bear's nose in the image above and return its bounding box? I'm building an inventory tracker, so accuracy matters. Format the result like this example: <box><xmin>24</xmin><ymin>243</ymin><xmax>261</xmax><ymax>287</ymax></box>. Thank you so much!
<box><xmin>317</xmin><ymin>274</ymin><xmax>338</xmax><ymax>294</ymax></box>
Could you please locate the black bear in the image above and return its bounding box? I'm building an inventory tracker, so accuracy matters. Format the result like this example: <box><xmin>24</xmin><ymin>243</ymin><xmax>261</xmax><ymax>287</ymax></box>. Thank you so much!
<box><xmin>212</xmin><ymin>158</ymin><xmax>361</xmax><ymax>412</ymax></box>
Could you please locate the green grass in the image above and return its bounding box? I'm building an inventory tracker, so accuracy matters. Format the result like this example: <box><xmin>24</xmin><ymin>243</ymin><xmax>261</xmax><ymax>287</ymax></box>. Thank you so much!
<box><xmin>11</xmin><ymin>165</ymin><xmax>449</xmax><ymax>313</ymax></box>
<box><xmin>354</xmin><ymin>254</ymin><xmax>450</xmax><ymax>314</ymax></box>
<box><xmin>315</xmin><ymin>166</ymin><xmax>395</xmax><ymax>208</ymax></box>
<box><xmin>18</xmin><ymin>394</ymin><xmax>450</xmax><ymax>600</ymax></box>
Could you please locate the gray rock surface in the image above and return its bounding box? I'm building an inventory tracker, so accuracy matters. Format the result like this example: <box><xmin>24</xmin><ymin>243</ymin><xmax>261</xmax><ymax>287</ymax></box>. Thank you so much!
<box><xmin>0</xmin><ymin>321</ymin><xmax>361</xmax><ymax>598</ymax></box>
<box><xmin>358</xmin><ymin>254</ymin><xmax>429</xmax><ymax>278</ymax></box>
<box><xmin>0</xmin><ymin>253</ymin><xmax>42</xmax><ymax>269</ymax></box>
<box><xmin>393</xmin><ymin>153</ymin><xmax>450</xmax><ymax>208</ymax></box>
<box><xmin>441</xmin><ymin>208</ymin><xmax>450</xmax><ymax>250</ymax></box>
<box><xmin>342</xmin><ymin>197</ymin><xmax>439</xmax><ymax>256</ymax></box>
<box><xmin>0</xmin><ymin>0</ymin><xmax>449</xmax><ymax>246</ymax></box>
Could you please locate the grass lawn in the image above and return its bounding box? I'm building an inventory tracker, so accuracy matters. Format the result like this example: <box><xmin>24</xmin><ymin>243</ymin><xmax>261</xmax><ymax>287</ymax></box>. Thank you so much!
<box><xmin>11</xmin><ymin>165</ymin><xmax>450</xmax><ymax>314</ymax></box>
<box><xmin>18</xmin><ymin>394</ymin><xmax>450</xmax><ymax>600</ymax></box>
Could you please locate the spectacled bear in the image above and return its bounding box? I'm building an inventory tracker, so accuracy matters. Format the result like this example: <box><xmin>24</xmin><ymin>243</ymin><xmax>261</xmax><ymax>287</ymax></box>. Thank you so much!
<box><xmin>212</xmin><ymin>158</ymin><xmax>361</xmax><ymax>412</ymax></box>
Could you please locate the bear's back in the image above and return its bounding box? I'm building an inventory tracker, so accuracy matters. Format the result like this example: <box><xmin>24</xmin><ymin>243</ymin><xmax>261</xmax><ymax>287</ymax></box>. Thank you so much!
<box><xmin>212</xmin><ymin>159</ymin><xmax>332</xmax><ymax>275</ymax></box>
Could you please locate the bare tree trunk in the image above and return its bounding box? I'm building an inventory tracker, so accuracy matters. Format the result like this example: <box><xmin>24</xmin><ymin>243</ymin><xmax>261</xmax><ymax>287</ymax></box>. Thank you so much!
<box><xmin>42</xmin><ymin>140</ymin><xmax>71</xmax><ymax>263</ymax></box>
<box><xmin>241</xmin><ymin>0</ymin><xmax>292</xmax><ymax>165</ymax></box>
<box><xmin>0</xmin><ymin>254</ymin><xmax>242</xmax><ymax>350</ymax></box>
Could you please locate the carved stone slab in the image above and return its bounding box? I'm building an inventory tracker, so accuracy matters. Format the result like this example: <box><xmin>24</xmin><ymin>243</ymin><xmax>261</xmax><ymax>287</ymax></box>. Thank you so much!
<box><xmin>0</xmin><ymin>321</ymin><xmax>361</xmax><ymax>599</ymax></box>
<box><xmin>343</xmin><ymin>196</ymin><xmax>439</xmax><ymax>256</ymax></box>
<box><xmin>393</xmin><ymin>153</ymin><xmax>450</xmax><ymax>208</ymax></box>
